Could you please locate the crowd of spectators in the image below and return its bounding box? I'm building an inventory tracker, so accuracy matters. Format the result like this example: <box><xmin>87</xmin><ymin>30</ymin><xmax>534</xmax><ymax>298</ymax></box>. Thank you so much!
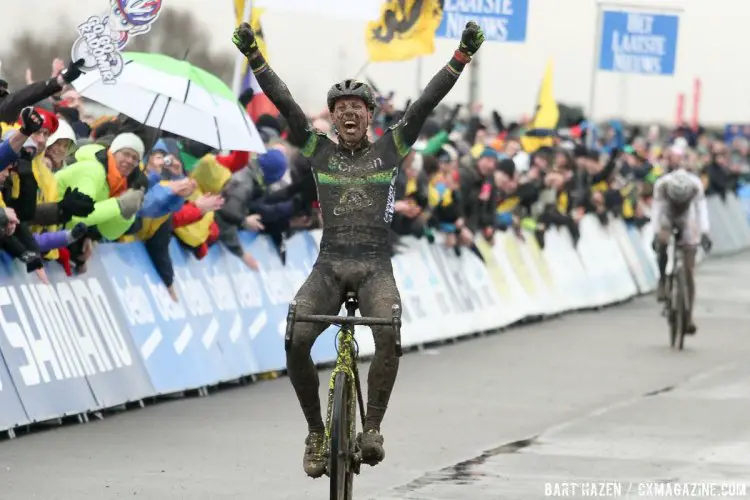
<box><xmin>0</xmin><ymin>57</ymin><xmax>746</xmax><ymax>301</ymax></box>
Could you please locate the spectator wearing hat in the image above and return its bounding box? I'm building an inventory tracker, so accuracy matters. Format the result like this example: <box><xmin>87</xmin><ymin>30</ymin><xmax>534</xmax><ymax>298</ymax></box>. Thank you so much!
<box><xmin>6</xmin><ymin>107</ymin><xmax>70</xmax><ymax>264</ymax></box>
<box><xmin>56</xmin><ymin>132</ymin><xmax>147</xmax><ymax>241</ymax></box>
<box><xmin>44</xmin><ymin>118</ymin><xmax>77</xmax><ymax>172</ymax></box>
<box><xmin>149</xmin><ymin>138</ymin><xmax>224</xmax><ymax>260</ymax></box>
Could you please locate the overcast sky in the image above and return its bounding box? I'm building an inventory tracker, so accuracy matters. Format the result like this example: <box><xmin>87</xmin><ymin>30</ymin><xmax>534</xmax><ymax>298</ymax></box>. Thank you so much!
<box><xmin>2</xmin><ymin>0</ymin><xmax>748</xmax><ymax>126</ymax></box>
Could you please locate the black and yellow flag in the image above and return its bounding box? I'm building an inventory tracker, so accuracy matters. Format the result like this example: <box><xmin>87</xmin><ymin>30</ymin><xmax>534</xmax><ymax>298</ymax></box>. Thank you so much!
<box><xmin>233</xmin><ymin>1</ymin><xmax>269</xmax><ymax>93</ymax></box>
<box><xmin>366</xmin><ymin>0</ymin><xmax>443</xmax><ymax>62</ymax></box>
<box><xmin>521</xmin><ymin>59</ymin><xmax>560</xmax><ymax>153</ymax></box>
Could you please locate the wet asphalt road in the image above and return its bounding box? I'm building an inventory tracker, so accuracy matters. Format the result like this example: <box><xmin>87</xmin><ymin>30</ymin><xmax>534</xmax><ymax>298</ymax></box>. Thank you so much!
<box><xmin>2</xmin><ymin>254</ymin><xmax>750</xmax><ymax>499</ymax></box>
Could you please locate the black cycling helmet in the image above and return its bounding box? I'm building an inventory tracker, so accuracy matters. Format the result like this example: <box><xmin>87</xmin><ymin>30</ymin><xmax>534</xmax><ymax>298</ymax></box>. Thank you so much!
<box><xmin>327</xmin><ymin>79</ymin><xmax>376</xmax><ymax>112</ymax></box>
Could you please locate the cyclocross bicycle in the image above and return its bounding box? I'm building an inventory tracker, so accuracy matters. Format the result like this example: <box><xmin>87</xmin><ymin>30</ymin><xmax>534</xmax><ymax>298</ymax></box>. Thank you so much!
<box><xmin>285</xmin><ymin>291</ymin><xmax>402</xmax><ymax>500</ymax></box>
<box><xmin>663</xmin><ymin>228</ymin><xmax>689</xmax><ymax>350</ymax></box>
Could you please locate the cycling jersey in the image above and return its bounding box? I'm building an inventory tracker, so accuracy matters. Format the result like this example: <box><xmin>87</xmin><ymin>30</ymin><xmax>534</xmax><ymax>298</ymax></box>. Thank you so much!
<box><xmin>651</xmin><ymin>170</ymin><xmax>709</xmax><ymax>246</ymax></box>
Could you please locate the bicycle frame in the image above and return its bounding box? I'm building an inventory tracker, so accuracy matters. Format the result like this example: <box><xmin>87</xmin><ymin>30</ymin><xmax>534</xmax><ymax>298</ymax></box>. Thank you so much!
<box><xmin>284</xmin><ymin>293</ymin><xmax>402</xmax><ymax>489</ymax></box>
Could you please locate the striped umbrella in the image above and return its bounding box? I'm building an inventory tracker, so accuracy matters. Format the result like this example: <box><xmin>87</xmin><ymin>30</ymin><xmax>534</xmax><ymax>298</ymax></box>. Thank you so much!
<box><xmin>73</xmin><ymin>52</ymin><xmax>266</xmax><ymax>153</ymax></box>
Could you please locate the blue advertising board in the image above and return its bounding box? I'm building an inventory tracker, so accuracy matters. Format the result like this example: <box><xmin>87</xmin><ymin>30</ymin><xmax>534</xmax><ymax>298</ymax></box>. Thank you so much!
<box><xmin>0</xmin><ymin>251</ymin><xmax>154</xmax><ymax>423</ymax></box>
<box><xmin>0</xmin><ymin>334</ymin><xmax>29</xmax><ymax>431</ymax></box>
<box><xmin>436</xmin><ymin>0</ymin><xmax>528</xmax><ymax>42</ymax></box>
<box><xmin>100</xmin><ymin>242</ymin><xmax>225</xmax><ymax>395</ymax></box>
<box><xmin>598</xmin><ymin>10</ymin><xmax>679</xmax><ymax>75</ymax></box>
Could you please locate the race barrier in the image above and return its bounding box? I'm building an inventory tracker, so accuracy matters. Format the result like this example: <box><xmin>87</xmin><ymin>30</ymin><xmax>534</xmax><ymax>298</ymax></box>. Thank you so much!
<box><xmin>0</xmin><ymin>194</ymin><xmax>746</xmax><ymax>435</ymax></box>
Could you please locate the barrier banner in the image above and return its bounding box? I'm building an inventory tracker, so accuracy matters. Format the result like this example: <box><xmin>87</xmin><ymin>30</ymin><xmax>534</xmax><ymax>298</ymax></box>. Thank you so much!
<box><xmin>428</xmin><ymin>234</ymin><xmax>485</xmax><ymax>335</ymax></box>
<box><xmin>0</xmin><ymin>326</ymin><xmax>29</xmax><ymax>431</ymax></box>
<box><xmin>575</xmin><ymin>217</ymin><xmax>616</xmax><ymax>306</ymax></box>
<box><xmin>499</xmin><ymin>231</ymin><xmax>544</xmax><ymax>315</ymax></box>
<box><xmin>446</xmin><ymin>236</ymin><xmax>508</xmax><ymax>332</ymax></box>
<box><xmin>392</xmin><ymin>237</ymin><xmax>455</xmax><ymax>346</ymax></box>
<box><xmin>591</xmin><ymin>217</ymin><xmax>638</xmax><ymax>301</ymax></box>
<box><xmin>44</xmin><ymin>259</ymin><xmax>154</xmax><ymax>409</ymax></box>
<box><xmin>518</xmin><ymin>231</ymin><xmax>562</xmax><ymax>315</ymax></box>
<box><xmin>491</xmin><ymin>232</ymin><xmax>539</xmax><ymax>318</ymax></box>
<box><xmin>707</xmin><ymin>196</ymin><xmax>738</xmax><ymax>255</ymax></box>
<box><xmin>0</xmin><ymin>251</ymin><xmax>153</xmax><ymax>423</ymax></box>
<box><xmin>0</xmin><ymin>255</ymin><xmax>97</xmax><ymax>423</ymax></box>
<box><xmin>725</xmin><ymin>194</ymin><xmax>750</xmax><ymax>248</ymax></box>
<box><xmin>180</xmin><ymin>244</ymin><xmax>257</xmax><ymax>382</ymax></box>
<box><xmin>738</xmin><ymin>185</ymin><xmax>750</xmax><ymax>225</ymax></box>
<box><xmin>102</xmin><ymin>242</ymin><xmax>225</xmax><ymax>394</ymax></box>
<box><xmin>541</xmin><ymin>227</ymin><xmax>590</xmax><ymax>311</ymax></box>
<box><xmin>625</xmin><ymin>224</ymin><xmax>658</xmax><ymax>292</ymax></box>
<box><xmin>475</xmin><ymin>237</ymin><xmax>527</xmax><ymax>326</ymax></box>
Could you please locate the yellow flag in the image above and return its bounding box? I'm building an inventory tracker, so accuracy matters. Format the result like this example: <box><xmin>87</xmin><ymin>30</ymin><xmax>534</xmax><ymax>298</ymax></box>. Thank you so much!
<box><xmin>366</xmin><ymin>0</ymin><xmax>443</xmax><ymax>62</ymax></box>
<box><xmin>234</xmin><ymin>1</ymin><xmax>269</xmax><ymax>60</ymax></box>
<box><xmin>521</xmin><ymin>59</ymin><xmax>560</xmax><ymax>153</ymax></box>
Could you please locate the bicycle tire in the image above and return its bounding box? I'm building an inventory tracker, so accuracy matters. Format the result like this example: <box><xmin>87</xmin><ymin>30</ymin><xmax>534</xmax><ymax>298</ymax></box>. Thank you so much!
<box><xmin>329</xmin><ymin>371</ymin><xmax>354</xmax><ymax>500</ymax></box>
<box><xmin>667</xmin><ymin>275</ymin><xmax>677</xmax><ymax>347</ymax></box>
<box><xmin>674</xmin><ymin>265</ymin><xmax>688</xmax><ymax>350</ymax></box>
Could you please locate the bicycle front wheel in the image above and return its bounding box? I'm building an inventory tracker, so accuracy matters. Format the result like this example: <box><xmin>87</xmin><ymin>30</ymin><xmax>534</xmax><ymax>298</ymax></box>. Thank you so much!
<box><xmin>667</xmin><ymin>276</ymin><xmax>677</xmax><ymax>347</ymax></box>
<box><xmin>329</xmin><ymin>371</ymin><xmax>354</xmax><ymax>500</ymax></box>
<box><xmin>674</xmin><ymin>266</ymin><xmax>688</xmax><ymax>350</ymax></box>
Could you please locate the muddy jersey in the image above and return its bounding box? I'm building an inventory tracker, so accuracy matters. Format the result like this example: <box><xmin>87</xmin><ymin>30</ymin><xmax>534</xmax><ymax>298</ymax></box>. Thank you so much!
<box><xmin>248</xmin><ymin>46</ymin><xmax>469</xmax><ymax>259</ymax></box>
<box><xmin>298</xmin><ymin>127</ymin><xmax>410</xmax><ymax>257</ymax></box>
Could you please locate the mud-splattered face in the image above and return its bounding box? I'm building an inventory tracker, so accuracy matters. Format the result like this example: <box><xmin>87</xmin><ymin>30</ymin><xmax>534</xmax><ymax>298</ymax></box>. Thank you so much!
<box><xmin>332</xmin><ymin>97</ymin><xmax>372</xmax><ymax>148</ymax></box>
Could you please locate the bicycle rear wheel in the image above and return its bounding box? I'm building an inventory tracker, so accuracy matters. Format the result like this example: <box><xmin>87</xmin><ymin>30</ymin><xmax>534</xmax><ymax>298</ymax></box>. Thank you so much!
<box><xmin>329</xmin><ymin>371</ymin><xmax>354</xmax><ymax>500</ymax></box>
<box><xmin>674</xmin><ymin>266</ymin><xmax>688</xmax><ymax>350</ymax></box>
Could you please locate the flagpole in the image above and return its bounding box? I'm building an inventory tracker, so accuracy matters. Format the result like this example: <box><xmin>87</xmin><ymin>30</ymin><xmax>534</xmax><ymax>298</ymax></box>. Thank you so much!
<box><xmin>586</xmin><ymin>2</ymin><xmax>603</xmax><ymax>149</ymax></box>
<box><xmin>353</xmin><ymin>60</ymin><xmax>370</xmax><ymax>78</ymax></box>
<box><xmin>232</xmin><ymin>0</ymin><xmax>254</xmax><ymax>96</ymax></box>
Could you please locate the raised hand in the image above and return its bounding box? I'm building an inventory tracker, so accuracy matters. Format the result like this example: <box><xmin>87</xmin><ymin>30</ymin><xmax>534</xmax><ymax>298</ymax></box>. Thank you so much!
<box><xmin>459</xmin><ymin>21</ymin><xmax>485</xmax><ymax>57</ymax></box>
<box><xmin>19</xmin><ymin>107</ymin><xmax>43</xmax><ymax>136</ymax></box>
<box><xmin>232</xmin><ymin>22</ymin><xmax>259</xmax><ymax>57</ymax></box>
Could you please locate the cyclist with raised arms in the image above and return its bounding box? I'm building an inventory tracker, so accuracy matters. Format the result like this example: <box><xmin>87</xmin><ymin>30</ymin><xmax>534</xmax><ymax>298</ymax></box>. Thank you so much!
<box><xmin>232</xmin><ymin>21</ymin><xmax>485</xmax><ymax>477</ymax></box>
<box><xmin>652</xmin><ymin>166</ymin><xmax>712</xmax><ymax>334</ymax></box>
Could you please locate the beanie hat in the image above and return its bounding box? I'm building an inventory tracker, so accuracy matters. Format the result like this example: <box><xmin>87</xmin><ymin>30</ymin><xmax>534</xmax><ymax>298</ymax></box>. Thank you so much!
<box><xmin>152</xmin><ymin>138</ymin><xmax>181</xmax><ymax>158</ymax></box>
<box><xmin>256</xmin><ymin>114</ymin><xmax>281</xmax><ymax>135</ymax></box>
<box><xmin>497</xmin><ymin>158</ymin><xmax>516</xmax><ymax>177</ymax></box>
<box><xmin>17</xmin><ymin>107</ymin><xmax>58</xmax><ymax>134</ymax></box>
<box><xmin>46</xmin><ymin>119</ymin><xmax>77</xmax><ymax>150</ymax></box>
<box><xmin>257</xmin><ymin>149</ymin><xmax>288</xmax><ymax>184</ymax></box>
<box><xmin>479</xmin><ymin>147</ymin><xmax>499</xmax><ymax>160</ymax></box>
<box><xmin>110</xmin><ymin>132</ymin><xmax>145</xmax><ymax>160</ymax></box>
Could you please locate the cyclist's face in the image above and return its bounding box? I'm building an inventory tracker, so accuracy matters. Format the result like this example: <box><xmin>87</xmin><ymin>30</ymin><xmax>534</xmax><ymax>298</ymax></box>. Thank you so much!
<box><xmin>333</xmin><ymin>97</ymin><xmax>371</xmax><ymax>145</ymax></box>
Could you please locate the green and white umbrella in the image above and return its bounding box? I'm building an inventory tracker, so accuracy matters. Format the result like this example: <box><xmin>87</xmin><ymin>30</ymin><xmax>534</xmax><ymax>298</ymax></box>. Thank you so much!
<box><xmin>73</xmin><ymin>52</ymin><xmax>266</xmax><ymax>153</ymax></box>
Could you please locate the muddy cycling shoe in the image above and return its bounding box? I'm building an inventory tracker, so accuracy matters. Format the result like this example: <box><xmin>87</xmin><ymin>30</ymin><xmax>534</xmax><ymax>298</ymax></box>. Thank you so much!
<box><xmin>357</xmin><ymin>429</ymin><xmax>385</xmax><ymax>466</ymax></box>
<box><xmin>303</xmin><ymin>431</ymin><xmax>327</xmax><ymax>478</ymax></box>
<box><xmin>686</xmin><ymin>322</ymin><xmax>697</xmax><ymax>335</ymax></box>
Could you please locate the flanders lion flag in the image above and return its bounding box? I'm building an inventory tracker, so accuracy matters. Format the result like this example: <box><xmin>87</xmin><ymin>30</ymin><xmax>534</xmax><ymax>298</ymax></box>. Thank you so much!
<box><xmin>366</xmin><ymin>0</ymin><xmax>444</xmax><ymax>62</ymax></box>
